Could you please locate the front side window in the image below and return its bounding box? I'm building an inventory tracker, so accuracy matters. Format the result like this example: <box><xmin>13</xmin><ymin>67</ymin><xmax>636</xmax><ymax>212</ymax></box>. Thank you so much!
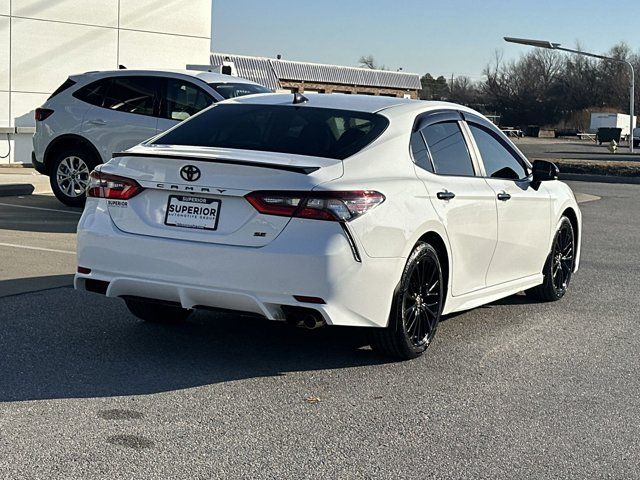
<box><xmin>208</xmin><ymin>82</ymin><xmax>271</xmax><ymax>99</ymax></box>
<box><xmin>469</xmin><ymin>124</ymin><xmax>527</xmax><ymax>180</ymax></box>
<box><xmin>152</xmin><ymin>104</ymin><xmax>389</xmax><ymax>160</ymax></box>
<box><xmin>102</xmin><ymin>76</ymin><xmax>159</xmax><ymax>116</ymax></box>
<box><xmin>421</xmin><ymin>122</ymin><xmax>475</xmax><ymax>176</ymax></box>
<box><xmin>164</xmin><ymin>79</ymin><xmax>213</xmax><ymax>121</ymax></box>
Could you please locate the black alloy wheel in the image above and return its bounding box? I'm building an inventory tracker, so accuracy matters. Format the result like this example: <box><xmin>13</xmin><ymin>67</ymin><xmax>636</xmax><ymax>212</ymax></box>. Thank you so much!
<box><xmin>526</xmin><ymin>216</ymin><xmax>575</xmax><ymax>301</ymax></box>
<box><xmin>370</xmin><ymin>242</ymin><xmax>444</xmax><ymax>360</ymax></box>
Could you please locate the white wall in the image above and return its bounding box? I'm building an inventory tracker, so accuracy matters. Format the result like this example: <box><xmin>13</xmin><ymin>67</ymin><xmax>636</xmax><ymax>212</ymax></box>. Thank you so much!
<box><xmin>0</xmin><ymin>0</ymin><xmax>212</xmax><ymax>164</ymax></box>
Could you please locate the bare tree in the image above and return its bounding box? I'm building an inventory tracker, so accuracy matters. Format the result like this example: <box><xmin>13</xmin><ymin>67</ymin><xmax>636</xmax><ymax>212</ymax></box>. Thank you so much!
<box><xmin>358</xmin><ymin>55</ymin><xmax>386</xmax><ymax>70</ymax></box>
<box><xmin>482</xmin><ymin>42</ymin><xmax>640</xmax><ymax>127</ymax></box>
<box><xmin>359</xmin><ymin>55</ymin><xmax>376</xmax><ymax>69</ymax></box>
<box><xmin>449</xmin><ymin>76</ymin><xmax>481</xmax><ymax>106</ymax></box>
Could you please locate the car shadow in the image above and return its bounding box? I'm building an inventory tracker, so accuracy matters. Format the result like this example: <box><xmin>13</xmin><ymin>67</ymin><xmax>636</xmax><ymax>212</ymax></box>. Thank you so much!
<box><xmin>488</xmin><ymin>292</ymin><xmax>537</xmax><ymax>306</ymax></box>
<box><xmin>0</xmin><ymin>274</ymin><xmax>74</xmax><ymax>299</ymax></box>
<box><xmin>0</xmin><ymin>282</ymin><xmax>391</xmax><ymax>403</ymax></box>
<box><xmin>0</xmin><ymin>194</ymin><xmax>81</xmax><ymax>234</ymax></box>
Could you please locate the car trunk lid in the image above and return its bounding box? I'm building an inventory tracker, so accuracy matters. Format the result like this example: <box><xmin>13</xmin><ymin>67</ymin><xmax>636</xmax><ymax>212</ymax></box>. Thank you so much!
<box><xmin>100</xmin><ymin>145</ymin><xmax>343</xmax><ymax>247</ymax></box>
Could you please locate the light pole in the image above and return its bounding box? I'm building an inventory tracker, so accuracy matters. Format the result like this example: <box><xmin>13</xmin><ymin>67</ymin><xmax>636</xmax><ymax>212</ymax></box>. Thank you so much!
<box><xmin>504</xmin><ymin>36</ymin><xmax>636</xmax><ymax>153</ymax></box>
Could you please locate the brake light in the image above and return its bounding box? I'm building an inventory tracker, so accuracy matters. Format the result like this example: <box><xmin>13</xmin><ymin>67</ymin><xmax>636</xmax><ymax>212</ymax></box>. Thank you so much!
<box><xmin>245</xmin><ymin>190</ymin><xmax>385</xmax><ymax>222</ymax></box>
<box><xmin>35</xmin><ymin>108</ymin><xmax>54</xmax><ymax>121</ymax></box>
<box><xmin>87</xmin><ymin>171</ymin><xmax>143</xmax><ymax>200</ymax></box>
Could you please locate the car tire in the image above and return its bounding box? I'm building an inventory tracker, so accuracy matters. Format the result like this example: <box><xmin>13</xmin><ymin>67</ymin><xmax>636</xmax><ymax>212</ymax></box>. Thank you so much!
<box><xmin>370</xmin><ymin>242</ymin><xmax>444</xmax><ymax>360</ymax></box>
<box><xmin>49</xmin><ymin>146</ymin><xmax>99</xmax><ymax>207</ymax></box>
<box><xmin>124</xmin><ymin>298</ymin><xmax>192</xmax><ymax>324</ymax></box>
<box><xmin>526</xmin><ymin>216</ymin><xmax>575</xmax><ymax>302</ymax></box>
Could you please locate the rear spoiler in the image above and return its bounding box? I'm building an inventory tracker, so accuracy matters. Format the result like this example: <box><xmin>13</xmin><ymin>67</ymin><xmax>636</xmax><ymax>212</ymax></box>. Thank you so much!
<box><xmin>112</xmin><ymin>152</ymin><xmax>320</xmax><ymax>175</ymax></box>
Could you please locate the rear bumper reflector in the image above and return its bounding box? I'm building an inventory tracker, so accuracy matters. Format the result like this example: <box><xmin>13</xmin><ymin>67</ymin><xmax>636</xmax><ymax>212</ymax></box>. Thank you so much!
<box><xmin>293</xmin><ymin>295</ymin><xmax>326</xmax><ymax>304</ymax></box>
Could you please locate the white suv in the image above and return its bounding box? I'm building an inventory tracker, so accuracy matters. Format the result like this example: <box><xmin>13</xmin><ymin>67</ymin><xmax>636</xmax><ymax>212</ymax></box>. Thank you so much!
<box><xmin>33</xmin><ymin>69</ymin><xmax>270</xmax><ymax>206</ymax></box>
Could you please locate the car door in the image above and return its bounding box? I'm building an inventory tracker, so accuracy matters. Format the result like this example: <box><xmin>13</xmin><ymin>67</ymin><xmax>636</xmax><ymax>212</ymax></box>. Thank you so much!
<box><xmin>411</xmin><ymin>112</ymin><xmax>498</xmax><ymax>297</ymax></box>
<box><xmin>155</xmin><ymin>77</ymin><xmax>215</xmax><ymax>134</ymax></box>
<box><xmin>464</xmin><ymin>118</ymin><xmax>551</xmax><ymax>285</ymax></box>
<box><xmin>82</xmin><ymin>76</ymin><xmax>160</xmax><ymax>162</ymax></box>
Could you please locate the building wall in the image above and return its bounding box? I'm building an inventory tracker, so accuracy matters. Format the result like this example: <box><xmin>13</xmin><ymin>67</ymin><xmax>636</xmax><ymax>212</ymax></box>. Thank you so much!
<box><xmin>279</xmin><ymin>80</ymin><xmax>418</xmax><ymax>99</ymax></box>
<box><xmin>0</xmin><ymin>0</ymin><xmax>212</xmax><ymax>164</ymax></box>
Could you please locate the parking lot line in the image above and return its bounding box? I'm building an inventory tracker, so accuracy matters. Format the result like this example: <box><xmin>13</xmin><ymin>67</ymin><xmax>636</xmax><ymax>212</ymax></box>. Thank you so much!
<box><xmin>0</xmin><ymin>202</ymin><xmax>82</xmax><ymax>215</ymax></box>
<box><xmin>0</xmin><ymin>242</ymin><xmax>75</xmax><ymax>255</ymax></box>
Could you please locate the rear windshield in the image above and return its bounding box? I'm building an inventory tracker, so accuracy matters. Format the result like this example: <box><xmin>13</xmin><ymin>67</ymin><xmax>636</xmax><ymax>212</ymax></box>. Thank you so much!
<box><xmin>208</xmin><ymin>82</ymin><xmax>271</xmax><ymax>99</ymax></box>
<box><xmin>152</xmin><ymin>104</ymin><xmax>389</xmax><ymax>160</ymax></box>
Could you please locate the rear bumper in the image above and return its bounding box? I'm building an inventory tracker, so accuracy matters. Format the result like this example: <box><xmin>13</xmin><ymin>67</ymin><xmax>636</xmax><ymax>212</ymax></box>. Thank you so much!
<box><xmin>75</xmin><ymin>199</ymin><xmax>405</xmax><ymax>327</ymax></box>
<box><xmin>32</xmin><ymin>151</ymin><xmax>47</xmax><ymax>175</ymax></box>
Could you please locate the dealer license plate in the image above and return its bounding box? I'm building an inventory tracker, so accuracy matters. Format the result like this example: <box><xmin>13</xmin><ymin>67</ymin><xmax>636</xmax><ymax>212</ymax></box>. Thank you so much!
<box><xmin>164</xmin><ymin>195</ymin><xmax>221</xmax><ymax>231</ymax></box>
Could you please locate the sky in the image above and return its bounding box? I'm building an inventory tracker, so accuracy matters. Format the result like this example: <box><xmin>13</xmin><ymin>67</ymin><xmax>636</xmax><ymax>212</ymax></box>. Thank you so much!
<box><xmin>212</xmin><ymin>0</ymin><xmax>640</xmax><ymax>80</ymax></box>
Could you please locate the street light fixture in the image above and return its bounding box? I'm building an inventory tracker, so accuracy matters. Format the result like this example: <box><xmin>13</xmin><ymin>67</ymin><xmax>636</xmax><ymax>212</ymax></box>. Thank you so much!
<box><xmin>504</xmin><ymin>37</ymin><xmax>636</xmax><ymax>153</ymax></box>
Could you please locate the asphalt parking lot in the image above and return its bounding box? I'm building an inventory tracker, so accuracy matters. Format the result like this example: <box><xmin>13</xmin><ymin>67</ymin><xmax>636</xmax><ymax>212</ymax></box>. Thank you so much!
<box><xmin>515</xmin><ymin>137</ymin><xmax>640</xmax><ymax>163</ymax></box>
<box><xmin>0</xmin><ymin>180</ymin><xmax>639</xmax><ymax>479</ymax></box>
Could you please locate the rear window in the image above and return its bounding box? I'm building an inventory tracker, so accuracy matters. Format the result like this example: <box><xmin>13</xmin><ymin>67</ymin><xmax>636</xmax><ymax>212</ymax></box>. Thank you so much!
<box><xmin>152</xmin><ymin>104</ymin><xmax>389</xmax><ymax>160</ymax></box>
<box><xmin>208</xmin><ymin>82</ymin><xmax>271</xmax><ymax>99</ymax></box>
<box><xmin>48</xmin><ymin>78</ymin><xmax>77</xmax><ymax>100</ymax></box>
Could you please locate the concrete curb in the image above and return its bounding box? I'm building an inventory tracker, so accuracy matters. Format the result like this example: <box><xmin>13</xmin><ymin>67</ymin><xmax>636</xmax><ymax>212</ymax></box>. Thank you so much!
<box><xmin>0</xmin><ymin>184</ymin><xmax>35</xmax><ymax>197</ymax></box>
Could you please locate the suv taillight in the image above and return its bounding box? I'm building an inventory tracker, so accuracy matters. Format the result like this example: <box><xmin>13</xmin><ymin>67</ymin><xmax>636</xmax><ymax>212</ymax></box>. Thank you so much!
<box><xmin>35</xmin><ymin>108</ymin><xmax>54</xmax><ymax>121</ymax></box>
<box><xmin>87</xmin><ymin>171</ymin><xmax>143</xmax><ymax>200</ymax></box>
<box><xmin>245</xmin><ymin>190</ymin><xmax>385</xmax><ymax>222</ymax></box>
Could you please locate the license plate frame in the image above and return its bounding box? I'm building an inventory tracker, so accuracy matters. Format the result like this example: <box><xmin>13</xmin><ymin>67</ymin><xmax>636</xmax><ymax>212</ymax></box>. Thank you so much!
<box><xmin>164</xmin><ymin>195</ymin><xmax>221</xmax><ymax>231</ymax></box>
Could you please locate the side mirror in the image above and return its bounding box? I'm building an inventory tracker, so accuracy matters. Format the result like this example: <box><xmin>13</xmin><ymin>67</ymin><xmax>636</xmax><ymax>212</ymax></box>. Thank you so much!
<box><xmin>532</xmin><ymin>160</ymin><xmax>559</xmax><ymax>183</ymax></box>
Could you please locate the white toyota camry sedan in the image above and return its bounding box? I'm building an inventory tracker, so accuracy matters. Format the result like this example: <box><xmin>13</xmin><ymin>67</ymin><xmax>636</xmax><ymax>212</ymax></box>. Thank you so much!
<box><xmin>75</xmin><ymin>93</ymin><xmax>581</xmax><ymax>360</ymax></box>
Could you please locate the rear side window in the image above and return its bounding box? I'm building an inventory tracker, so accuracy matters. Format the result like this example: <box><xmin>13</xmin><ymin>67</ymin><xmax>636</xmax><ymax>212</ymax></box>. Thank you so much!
<box><xmin>164</xmin><ymin>79</ymin><xmax>213</xmax><ymax>121</ymax></box>
<box><xmin>421</xmin><ymin>122</ymin><xmax>475</xmax><ymax>176</ymax></box>
<box><xmin>152</xmin><ymin>104</ymin><xmax>389</xmax><ymax>160</ymax></box>
<box><xmin>48</xmin><ymin>78</ymin><xmax>77</xmax><ymax>100</ymax></box>
<box><xmin>410</xmin><ymin>131</ymin><xmax>433</xmax><ymax>172</ymax></box>
<box><xmin>102</xmin><ymin>76</ymin><xmax>159</xmax><ymax>116</ymax></box>
<box><xmin>73</xmin><ymin>79</ymin><xmax>110</xmax><ymax>106</ymax></box>
<box><xmin>208</xmin><ymin>82</ymin><xmax>271</xmax><ymax>99</ymax></box>
<box><xmin>468</xmin><ymin>124</ymin><xmax>527</xmax><ymax>180</ymax></box>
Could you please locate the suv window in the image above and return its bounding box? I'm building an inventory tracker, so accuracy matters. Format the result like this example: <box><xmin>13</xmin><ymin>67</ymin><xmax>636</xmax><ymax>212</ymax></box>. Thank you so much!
<box><xmin>73</xmin><ymin>79</ymin><xmax>111</xmax><ymax>107</ymax></box>
<box><xmin>469</xmin><ymin>124</ymin><xmax>527</xmax><ymax>180</ymax></box>
<box><xmin>153</xmin><ymin>104</ymin><xmax>389</xmax><ymax>160</ymax></box>
<box><xmin>410</xmin><ymin>131</ymin><xmax>433</xmax><ymax>172</ymax></box>
<box><xmin>102</xmin><ymin>76</ymin><xmax>159</xmax><ymax>116</ymax></box>
<box><xmin>163</xmin><ymin>78</ymin><xmax>213</xmax><ymax>120</ymax></box>
<box><xmin>208</xmin><ymin>82</ymin><xmax>271</xmax><ymax>99</ymax></box>
<box><xmin>421</xmin><ymin>122</ymin><xmax>475</xmax><ymax>176</ymax></box>
<box><xmin>49</xmin><ymin>78</ymin><xmax>77</xmax><ymax>100</ymax></box>
<box><xmin>164</xmin><ymin>79</ymin><xmax>213</xmax><ymax>121</ymax></box>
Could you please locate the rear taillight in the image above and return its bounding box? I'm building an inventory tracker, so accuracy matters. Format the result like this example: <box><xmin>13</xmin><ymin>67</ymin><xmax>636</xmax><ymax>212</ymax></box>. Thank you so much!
<box><xmin>87</xmin><ymin>171</ymin><xmax>143</xmax><ymax>200</ymax></box>
<box><xmin>245</xmin><ymin>190</ymin><xmax>385</xmax><ymax>222</ymax></box>
<box><xmin>35</xmin><ymin>108</ymin><xmax>54</xmax><ymax>121</ymax></box>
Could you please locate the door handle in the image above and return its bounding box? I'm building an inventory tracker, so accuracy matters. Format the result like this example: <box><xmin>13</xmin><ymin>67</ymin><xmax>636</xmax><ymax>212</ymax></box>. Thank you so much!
<box><xmin>88</xmin><ymin>119</ymin><xmax>107</xmax><ymax>125</ymax></box>
<box><xmin>436</xmin><ymin>190</ymin><xmax>456</xmax><ymax>201</ymax></box>
<box><xmin>497</xmin><ymin>192</ymin><xmax>512</xmax><ymax>201</ymax></box>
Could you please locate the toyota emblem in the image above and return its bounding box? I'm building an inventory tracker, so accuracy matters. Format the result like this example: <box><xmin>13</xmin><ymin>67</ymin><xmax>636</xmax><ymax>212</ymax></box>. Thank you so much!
<box><xmin>180</xmin><ymin>165</ymin><xmax>201</xmax><ymax>182</ymax></box>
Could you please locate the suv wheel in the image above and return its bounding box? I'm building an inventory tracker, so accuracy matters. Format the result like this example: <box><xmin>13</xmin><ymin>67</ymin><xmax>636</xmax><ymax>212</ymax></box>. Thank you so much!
<box><xmin>50</xmin><ymin>146</ymin><xmax>98</xmax><ymax>207</ymax></box>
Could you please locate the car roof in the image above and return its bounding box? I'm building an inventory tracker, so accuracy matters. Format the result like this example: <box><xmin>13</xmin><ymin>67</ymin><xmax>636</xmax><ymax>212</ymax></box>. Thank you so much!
<box><xmin>225</xmin><ymin>92</ymin><xmax>472</xmax><ymax>115</ymax></box>
<box><xmin>225</xmin><ymin>92</ymin><xmax>413</xmax><ymax>113</ymax></box>
<box><xmin>71</xmin><ymin>69</ymin><xmax>260</xmax><ymax>85</ymax></box>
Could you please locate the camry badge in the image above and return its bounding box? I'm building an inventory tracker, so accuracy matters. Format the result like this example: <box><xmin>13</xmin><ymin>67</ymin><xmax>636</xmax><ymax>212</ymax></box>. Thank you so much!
<box><xmin>180</xmin><ymin>165</ymin><xmax>201</xmax><ymax>182</ymax></box>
